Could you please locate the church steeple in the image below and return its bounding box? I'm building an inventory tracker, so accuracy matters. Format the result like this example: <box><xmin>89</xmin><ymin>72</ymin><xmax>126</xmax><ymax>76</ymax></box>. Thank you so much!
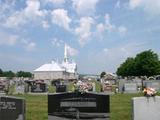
<box><xmin>64</xmin><ymin>43</ymin><xmax>68</xmax><ymax>63</ymax></box>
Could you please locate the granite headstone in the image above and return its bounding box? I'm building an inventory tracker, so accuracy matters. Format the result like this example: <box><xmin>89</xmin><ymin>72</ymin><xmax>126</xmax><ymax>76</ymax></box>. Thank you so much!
<box><xmin>0</xmin><ymin>96</ymin><xmax>25</xmax><ymax>120</ymax></box>
<box><xmin>124</xmin><ymin>83</ymin><xmax>137</xmax><ymax>93</ymax></box>
<box><xmin>48</xmin><ymin>92</ymin><xmax>110</xmax><ymax>120</ymax></box>
<box><xmin>143</xmin><ymin>80</ymin><xmax>160</xmax><ymax>91</ymax></box>
<box><xmin>118</xmin><ymin>79</ymin><xmax>126</xmax><ymax>93</ymax></box>
<box><xmin>56</xmin><ymin>85</ymin><xmax>67</xmax><ymax>93</ymax></box>
<box><xmin>31</xmin><ymin>83</ymin><xmax>46</xmax><ymax>92</ymax></box>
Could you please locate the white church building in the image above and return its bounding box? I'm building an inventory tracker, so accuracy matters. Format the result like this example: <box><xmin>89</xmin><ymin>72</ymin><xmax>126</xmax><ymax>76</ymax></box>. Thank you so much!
<box><xmin>33</xmin><ymin>44</ymin><xmax>78</xmax><ymax>80</ymax></box>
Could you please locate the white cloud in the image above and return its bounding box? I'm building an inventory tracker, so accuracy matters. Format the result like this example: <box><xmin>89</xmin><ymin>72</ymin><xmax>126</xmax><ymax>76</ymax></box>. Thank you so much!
<box><xmin>21</xmin><ymin>39</ymin><xmax>36</xmax><ymax>51</ymax></box>
<box><xmin>4</xmin><ymin>0</ymin><xmax>46</xmax><ymax>28</ymax></box>
<box><xmin>51</xmin><ymin>38</ymin><xmax>63</xmax><ymax>47</ymax></box>
<box><xmin>97</xmin><ymin>23</ymin><xmax>105</xmax><ymax>33</ymax></box>
<box><xmin>0</xmin><ymin>32</ymin><xmax>18</xmax><ymax>46</ymax></box>
<box><xmin>72</xmin><ymin>0</ymin><xmax>99</xmax><ymax>16</ymax></box>
<box><xmin>103</xmin><ymin>48</ymin><xmax>109</xmax><ymax>53</ymax></box>
<box><xmin>42</xmin><ymin>20</ymin><xmax>50</xmax><ymax>29</ymax></box>
<box><xmin>46</xmin><ymin>0</ymin><xmax>65</xmax><ymax>5</ymax></box>
<box><xmin>25</xmin><ymin>0</ymin><xmax>44</xmax><ymax>17</ymax></box>
<box><xmin>0</xmin><ymin>31</ymin><xmax>36</xmax><ymax>51</ymax></box>
<box><xmin>105</xmin><ymin>14</ymin><xmax>115</xmax><ymax>31</ymax></box>
<box><xmin>103</xmin><ymin>42</ymin><xmax>147</xmax><ymax>61</ymax></box>
<box><xmin>92</xmin><ymin>42</ymin><xmax>147</xmax><ymax>72</ymax></box>
<box><xmin>118</xmin><ymin>26</ymin><xmax>127</xmax><ymax>34</ymax></box>
<box><xmin>51</xmin><ymin>9</ymin><xmax>71</xmax><ymax>31</ymax></box>
<box><xmin>75</xmin><ymin>17</ymin><xmax>94</xmax><ymax>46</ymax></box>
<box><xmin>129</xmin><ymin>0</ymin><xmax>142</xmax><ymax>9</ymax></box>
<box><xmin>26</xmin><ymin>42</ymin><xmax>36</xmax><ymax>51</ymax></box>
<box><xmin>95</xmin><ymin>14</ymin><xmax>127</xmax><ymax>39</ymax></box>
<box><xmin>96</xmin><ymin>23</ymin><xmax>105</xmax><ymax>40</ymax></box>
<box><xmin>0</xmin><ymin>0</ymin><xmax>16</xmax><ymax>21</ymax></box>
<box><xmin>66</xmin><ymin>44</ymin><xmax>78</xmax><ymax>56</ymax></box>
<box><xmin>129</xmin><ymin>0</ymin><xmax>160</xmax><ymax>15</ymax></box>
<box><xmin>115</xmin><ymin>0</ymin><xmax>121</xmax><ymax>9</ymax></box>
<box><xmin>5</xmin><ymin>11</ymin><xmax>26</xmax><ymax>28</ymax></box>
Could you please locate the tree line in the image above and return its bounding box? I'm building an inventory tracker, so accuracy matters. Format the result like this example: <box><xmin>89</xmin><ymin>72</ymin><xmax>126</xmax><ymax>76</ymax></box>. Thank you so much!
<box><xmin>116</xmin><ymin>50</ymin><xmax>160</xmax><ymax>77</ymax></box>
<box><xmin>0</xmin><ymin>69</ymin><xmax>32</xmax><ymax>79</ymax></box>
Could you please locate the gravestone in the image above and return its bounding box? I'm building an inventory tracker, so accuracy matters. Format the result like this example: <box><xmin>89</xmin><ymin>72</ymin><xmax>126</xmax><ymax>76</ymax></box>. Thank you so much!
<box><xmin>118</xmin><ymin>79</ymin><xmax>126</xmax><ymax>93</ymax></box>
<box><xmin>92</xmin><ymin>82</ymin><xmax>96</xmax><ymax>92</ymax></box>
<box><xmin>124</xmin><ymin>83</ymin><xmax>137</xmax><ymax>93</ymax></box>
<box><xmin>0</xmin><ymin>96</ymin><xmax>25</xmax><ymax>120</ymax></box>
<box><xmin>56</xmin><ymin>85</ymin><xmax>67</xmax><ymax>93</ymax></box>
<box><xmin>102</xmin><ymin>84</ymin><xmax>112</xmax><ymax>93</ymax></box>
<box><xmin>0</xmin><ymin>84</ymin><xmax>5</xmax><ymax>92</ymax></box>
<box><xmin>133</xmin><ymin>79</ymin><xmax>142</xmax><ymax>87</ymax></box>
<box><xmin>132</xmin><ymin>96</ymin><xmax>160</xmax><ymax>120</ymax></box>
<box><xmin>143</xmin><ymin>80</ymin><xmax>160</xmax><ymax>91</ymax></box>
<box><xmin>0</xmin><ymin>80</ymin><xmax>7</xmax><ymax>93</ymax></box>
<box><xmin>48</xmin><ymin>92</ymin><xmax>110</xmax><ymax>120</ymax></box>
<box><xmin>31</xmin><ymin>83</ymin><xmax>47</xmax><ymax>92</ymax></box>
<box><xmin>16</xmin><ymin>85</ymin><xmax>25</xmax><ymax>94</ymax></box>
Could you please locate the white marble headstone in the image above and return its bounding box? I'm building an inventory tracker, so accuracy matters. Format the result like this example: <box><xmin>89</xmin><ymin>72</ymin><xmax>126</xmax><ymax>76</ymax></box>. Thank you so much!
<box><xmin>132</xmin><ymin>96</ymin><xmax>160</xmax><ymax>120</ymax></box>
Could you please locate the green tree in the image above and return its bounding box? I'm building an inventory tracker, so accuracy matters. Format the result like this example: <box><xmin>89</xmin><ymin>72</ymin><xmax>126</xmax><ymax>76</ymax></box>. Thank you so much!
<box><xmin>134</xmin><ymin>50</ymin><xmax>160</xmax><ymax>77</ymax></box>
<box><xmin>100</xmin><ymin>71</ymin><xmax>106</xmax><ymax>78</ymax></box>
<box><xmin>116</xmin><ymin>50</ymin><xmax>160</xmax><ymax>77</ymax></box>
<box><xmin>16</xmin><ymin>71</ymin><xmax>32</xmax><ymax>78</ymax></box>
<box><xmin>3</xmin><ymin>71</ymin><xmax>15</xmax><ymax>79</ymax></box>
<box><xmin>0</xmin><ymin>68</ymin><xmax>3</xmax><ymax>77</ymax></box>
<box><xmin>117</xmin><ymin>57</ymin><xmax>135</xmax><ymax>76</ymax></box>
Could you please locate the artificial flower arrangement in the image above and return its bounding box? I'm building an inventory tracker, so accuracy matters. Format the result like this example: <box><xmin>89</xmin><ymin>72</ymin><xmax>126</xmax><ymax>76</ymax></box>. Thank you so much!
<box><xmin>143</xmin><ymin>87</ymin><xmax>157</xmax><ymax>97</ymax></box>
<box><xmin>74</xmin><ymin>81</ymin><xmax>93</xmax><ymax>93</ymax></box>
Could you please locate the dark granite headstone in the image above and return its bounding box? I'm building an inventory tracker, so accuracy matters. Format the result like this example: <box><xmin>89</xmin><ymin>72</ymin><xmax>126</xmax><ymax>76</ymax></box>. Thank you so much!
<box><xmin>0</xmin><ymin>85</ymin><xmax>5</xmax><ymax>92</ymax></box>
<box><xmin>56</xmin><ymin>85</ymin><xmax>67</xmax><ymax>93</ymax></box>
<box><xmin>31</xmin><ymin>83</ymin><xmax>46</xmax><ymax>92</ymax></box>
<box><xmin>48</xmin><ymin>92</ymin><xmax>110</xmax><ymax>120</ymax></box>
<box><xmin>0</xmin><ymin>96</ymin><xmax>25</xmax><ymax>120</ymax></box>
<box><xmin>0</xmin><ymin>80</ymin><xmax>7</xmax><ymax>93</ymax></box>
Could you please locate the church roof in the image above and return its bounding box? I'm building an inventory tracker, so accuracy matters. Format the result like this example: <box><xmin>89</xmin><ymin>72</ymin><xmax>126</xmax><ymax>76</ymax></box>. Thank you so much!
<box><xmin>34</xmin><ymin>60</ymin><xmax>77</xmax><ymax>73</ymax></box>
<box><xmin>34</xmin><ymin>61</ymin><xmax>65</xmax><ymax>72</ymax></box>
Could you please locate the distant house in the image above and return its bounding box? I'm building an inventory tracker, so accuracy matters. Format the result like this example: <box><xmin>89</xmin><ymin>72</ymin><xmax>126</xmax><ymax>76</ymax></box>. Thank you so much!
<box><xmin>33</xmin><ymin>44</ymin><xmax>78</xmax><ymax>80</ymax></box>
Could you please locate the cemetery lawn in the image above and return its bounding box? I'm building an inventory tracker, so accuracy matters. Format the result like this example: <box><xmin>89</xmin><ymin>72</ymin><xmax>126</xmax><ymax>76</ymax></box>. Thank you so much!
<box><xmin>14</xmin><ymin>93</ymin><xmax>144</xmax><ymax>120</ymax></box>
<box><xmin>110</xmin><ymin>93</ymin><xmax>143</xmax><ymax>120</ymax></box>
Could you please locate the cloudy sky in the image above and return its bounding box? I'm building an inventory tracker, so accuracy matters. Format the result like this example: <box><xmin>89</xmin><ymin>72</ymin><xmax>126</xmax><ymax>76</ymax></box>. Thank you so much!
<box><xmin>0</xmin><ymin>0</ymin><xmax>160</xmax><ymax>74</ymax></box>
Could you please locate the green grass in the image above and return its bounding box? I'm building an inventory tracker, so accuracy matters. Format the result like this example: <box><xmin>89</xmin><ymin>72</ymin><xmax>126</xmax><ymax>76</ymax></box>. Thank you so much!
<box><xmin>110</xmin><ymin>93</ymin><xmax>143</xmax><ymax>120</ymax></box>
<box><xmin>13</xmin><ymin>93</ymin><xmax>145</xmax><ymax>120</ymax></box>
<box><xmin>14</xmin><ymin>94</ymin><xmax>48</xmax><ymax>120</ymax></box>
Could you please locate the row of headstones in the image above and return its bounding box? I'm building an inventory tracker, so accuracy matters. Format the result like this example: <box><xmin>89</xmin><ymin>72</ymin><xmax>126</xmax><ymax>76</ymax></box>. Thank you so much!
<box><xmin>1</xmin><ymin>80</ymin><xmax>98</xmax><ymax>94</ymax></box>
<box><xmin>118</xmin><ymin>79</ymin><xmax>160</xmax><ymax>93</ymax></box>
<box><xmin>0</xmin><ymin>81</ymin><xmax>48</xmax><ymax>94</ymax></box>
<box><xmin>1</xmin><ymin>79</ymin><xmax>160</xmax><ymax>94</ymax></box>
<box><xmin>1</xmin><ymin>94</ymin><xmax>160</xmax><ymax>120</ymax></box>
